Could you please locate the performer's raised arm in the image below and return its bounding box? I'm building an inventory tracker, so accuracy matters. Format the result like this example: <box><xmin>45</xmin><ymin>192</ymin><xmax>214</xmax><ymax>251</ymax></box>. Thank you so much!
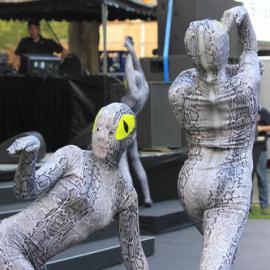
<box><xmin>221</xmin><ymin>6</ymin><xmax>260</xmax><ymax>80</ymax></box>
<box><xmin>116</xmin><ymin>188</ymin><xmax>149</xmax><ymax>270</ymax></box>
<box><xmin>122</xmin><ymin>37</ymin><xmax>149</xmax><ymax>114</ymax></box>
<box><xmin>7</xmin><ymin>136</ymin><xmax>71</xmax><ymax>199</ymax></box>
<box><xmin>125</xmin><ymin>36</ymin><xmax>143</xmax><ymax>75</ymax></box>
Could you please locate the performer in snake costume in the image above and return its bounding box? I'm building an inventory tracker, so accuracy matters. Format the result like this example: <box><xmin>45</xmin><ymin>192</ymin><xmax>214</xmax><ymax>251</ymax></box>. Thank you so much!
<box><xmin>120</xmin><ymin>36</ymin><xmax>153</xmax><ymax>207</ymax></box>
<box><xmin>168</xmin><ymin>6</ymin><xmax>260</xmax><ymax>269</ymax></box>
<box><xmin>0</xmin><ymin>103</ymin><xmax>149</xmax><ymax>270</ymax></box>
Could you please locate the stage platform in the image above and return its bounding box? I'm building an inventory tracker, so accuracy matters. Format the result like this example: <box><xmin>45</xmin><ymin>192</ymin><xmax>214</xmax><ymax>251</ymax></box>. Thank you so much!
<box><xmin>47</xmin><ymin>236</ymin><xmax>155</xmax><ymax>270</ymax></box>
<box><xmin>0</xmin><ymin>149</ymin><xmax>189</xmax><ymax>269</ymax></box>
<box><xmin>133</xmin><ymin>149</ymin><xmax>187</xmax><ymax>204</ymax></box>
<box><xmin>0</xmin><ymin>196</ymin><xmax>192</xmax><ymax>236</ymax></box>
<box><xmin>108</xmin><ymin>220</ymin><xmax>270</xmax><ymax>270</ymax></box>
<box><xmin>0</xmin><ymin>197</ymin><xmax>155</xmax><ymax>270</ymax></box>
<box><xmin>140</xmin><ymin>200</ymin><xmax>192</xmax><ymax>234</ymax></box>
<box><xmin>0</xmin><ymin>149</ymin><xmax>188</xmax><ymax>204</ymax></box>
<box><xmin>0</xmin><ymin>75</ymin><xmax>112</xmax><ymax>152</ymax></box>
<box><xmin>0</xmin><ymin>148</ymin><xmax>190</xmax><ymax>230</ymax></box>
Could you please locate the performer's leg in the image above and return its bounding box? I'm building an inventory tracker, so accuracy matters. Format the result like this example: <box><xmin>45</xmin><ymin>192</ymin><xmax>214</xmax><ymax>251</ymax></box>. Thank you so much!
<box><xmin>128</xmin><ymin>138</ymin><xmax>153</xmax><ymax>206</ymax></box>
<box><xmin>183</xmin><ymin>205</ymin><xmax>204</xmax><ymax>234</ymax></box>
<box><xmin>178</xmin><ymin>191</ymin><xmax>204</xmax><ymax>234</ymax></box>
<box><xmin>200</xmin><ymin>206</ymin><xmax>248</xmax><ymax>270</ymax></box>
<box><xmin>256</xmin><ymin>151</ymin><xmax>269</xmax><ymax>210</ymax></box>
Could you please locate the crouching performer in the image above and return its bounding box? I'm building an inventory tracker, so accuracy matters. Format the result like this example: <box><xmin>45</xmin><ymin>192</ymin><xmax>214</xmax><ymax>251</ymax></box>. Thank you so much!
<box><xmin>168</xmin><ymin>6</ymin><xmax>260</xmax><ymax>269</ymax></box>
<box><xmin>0</xmin><ymin>103</ymin><xmax>149</xmax><ymax>270</ymax></box>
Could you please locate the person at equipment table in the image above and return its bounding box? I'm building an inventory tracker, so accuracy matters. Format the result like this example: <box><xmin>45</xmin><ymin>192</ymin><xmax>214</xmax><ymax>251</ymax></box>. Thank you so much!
<box><xmin>13</xmin><ymin>19</ymin><xmax>68</xmax><ymax>67</ymax></box>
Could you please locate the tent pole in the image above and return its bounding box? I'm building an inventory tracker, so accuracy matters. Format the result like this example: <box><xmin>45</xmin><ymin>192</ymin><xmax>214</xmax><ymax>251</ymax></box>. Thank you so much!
<box><xmin>102</xmin><ymin>3</ymin><xmax>108</xmax><ymax>75</ymax></box>
<box><xmin>163</xmin><ymin>0</ymin><xmax>173</xmax><ymax>82</ymax></box>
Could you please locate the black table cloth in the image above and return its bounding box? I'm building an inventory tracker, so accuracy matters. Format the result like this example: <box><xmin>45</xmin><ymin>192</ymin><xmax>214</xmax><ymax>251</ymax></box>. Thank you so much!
<box><xmin>0</xmin><ymin>75</ymin><xmax>111</xmax><ymax>151</ymax></box>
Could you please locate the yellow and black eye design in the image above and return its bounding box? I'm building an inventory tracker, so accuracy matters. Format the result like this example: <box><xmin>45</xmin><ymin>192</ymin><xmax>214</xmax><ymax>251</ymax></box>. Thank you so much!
<box><xmin>92</xmin><ymin>111</ymin><xmax>100</xmax><ymax>132</ymax></box>
<box><xmin>124</xmin><ymin>78</ymin><xmax>128</xmax><ymax>90</ymax></box>
<box><xmin>115</xmin><ymin>114</ymin><xmax>136</xmax><ymax>140</ymax></box>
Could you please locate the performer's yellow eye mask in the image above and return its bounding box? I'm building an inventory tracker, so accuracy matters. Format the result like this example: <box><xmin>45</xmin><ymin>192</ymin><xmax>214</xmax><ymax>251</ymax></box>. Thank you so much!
<box><xmin>92</xmin><ymin>111</ymin><xmax>100</xmax><ymax>132</ymax></box>
<box><xmin>115</xmin><ymin>114</ymin><xmax>136</xmax><ymax>140</ymax></box>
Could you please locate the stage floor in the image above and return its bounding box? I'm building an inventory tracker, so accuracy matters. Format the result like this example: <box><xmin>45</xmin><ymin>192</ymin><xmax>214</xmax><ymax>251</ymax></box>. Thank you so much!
<box><xmin>0</xmin><ymin>149</ymin><xmax>188</xmax><ymax>206</ymax></box>
<box><xmin>107</xmin><ymin>219</ymin><xmax>270</xmax><ymax>270</ymax></box>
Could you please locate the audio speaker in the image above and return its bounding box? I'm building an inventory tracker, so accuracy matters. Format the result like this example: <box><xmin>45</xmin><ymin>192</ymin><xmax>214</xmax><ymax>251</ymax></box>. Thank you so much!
<box><xmin>137</xmin><ymin>82</ymin><xmax>186</xmax><ymax>149</ymax></box>
<box><xmin>109</xmin><ymin>82</ymin><xmax>185</xmax><ymax>149</ymax></box>
<box><xmin>157</xmin><ymin>0</ymin><xmax>242</xmax><ymax>59</ymax></box>
<box><xmin>141</xmin><ymin>55</ymin><xmax>193</xmax><ymax>82</ymax></box>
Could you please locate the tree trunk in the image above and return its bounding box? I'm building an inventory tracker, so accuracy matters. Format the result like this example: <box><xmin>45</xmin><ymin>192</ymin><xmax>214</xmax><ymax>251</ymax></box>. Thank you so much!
<box><xmin>68</xmin><ymin>21</ymin><xmax>100</xmax><ymax>74</ymax></box>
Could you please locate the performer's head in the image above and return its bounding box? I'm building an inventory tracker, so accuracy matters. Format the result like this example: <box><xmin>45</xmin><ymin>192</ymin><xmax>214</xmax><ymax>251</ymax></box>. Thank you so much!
<box><xmin>125</xmin><ymin>36</ymin><xmax>134</xmax><ymax>46</ymax></box>
<box><xmin>185</xmin><ymin>20</ymin><xmax>229</xmax><ymax>73</ymax></box>
<box><xmin>28</xmin><ymin>19</ymin><xmax>40</xmax><ymax>40</ymax></box>
<box><xmin>92</xmin><ymin>103</ymin><xmax>136</xmax><ymax>164</ymax></box>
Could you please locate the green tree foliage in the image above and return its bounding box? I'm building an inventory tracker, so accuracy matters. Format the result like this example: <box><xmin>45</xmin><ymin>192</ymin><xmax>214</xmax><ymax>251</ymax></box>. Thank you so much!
<box><xmin>0</xmin><ymin>20</ymin><xmax>68</xmax><ymax>52</ymax></box>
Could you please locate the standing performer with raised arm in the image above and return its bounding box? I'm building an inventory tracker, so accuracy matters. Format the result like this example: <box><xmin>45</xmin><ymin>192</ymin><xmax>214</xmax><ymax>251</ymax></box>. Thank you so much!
<box><xmin>120</xmin><ymin>37</ymin><xmax>153</xmax><ymax>207</ymax></box>
<box><xmin>0</xmin><ymin>103</ymin><xmax>149</xmax><ymax>270</ymax></box>
<box><xmin>169</xmin><ymin>7</ymin><xmax>260</xmax><ymax>269</ymax></box>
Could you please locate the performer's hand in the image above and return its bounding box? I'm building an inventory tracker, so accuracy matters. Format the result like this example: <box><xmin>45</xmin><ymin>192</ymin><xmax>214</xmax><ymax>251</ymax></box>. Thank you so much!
<box><xmin>124</xmin><ymin>36</ymin><xmax>135</xmax><ymax>54</ymax></box>
<box><xmin>221</xmin><ymin>6</ymin><xmax>248</xmax><ymax>31</ymax></box>
<box><xmin>7</xmin><ymin>136</ymin><xmax>40</xmax><ymax>155</ymax></box>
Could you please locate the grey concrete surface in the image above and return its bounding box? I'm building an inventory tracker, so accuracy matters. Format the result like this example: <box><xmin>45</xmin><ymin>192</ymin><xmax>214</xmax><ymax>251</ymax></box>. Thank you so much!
<box><xmin>107</xmin><ymin>220</ymin><xmax>270</xmax><ymax>270</ymax></box>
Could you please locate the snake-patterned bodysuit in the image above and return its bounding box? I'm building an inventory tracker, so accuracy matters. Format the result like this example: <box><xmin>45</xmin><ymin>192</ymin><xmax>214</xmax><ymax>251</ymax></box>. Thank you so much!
<box><xmin>120</xmin><ymin>37</ymin><xmax>153</xmax><ymax>206</ymax></box>
<box><xmin>168</xmin><ymin>7</ymin><xmax>260</xmax><ymax>269</ymax></box>
<box><xmin>0</xmin><ymin>103</ymin><xmax>149</xmax><ymax>270</ymax></box>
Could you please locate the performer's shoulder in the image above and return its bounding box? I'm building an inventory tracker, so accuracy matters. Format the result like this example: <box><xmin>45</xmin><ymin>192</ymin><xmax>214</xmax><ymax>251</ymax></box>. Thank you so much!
<box><xmin>176</xmin><ymin>68</ymin><xmax>197</xmax><ymax>79</ymax></box>
<box><xmin>171</xmin><ymin>68</ymin><xmax>197</xmax><ymax>88</ymax></box>
<box><xmin>57</xmin><ymin>144</ymin><xmax>81</xmax><ymax>153</ymax></box>
<box><xmin>229</xmin><ymin>70</ymin><xmax>260</xmax><ymax>90</ymax></box>
<box><xmin>181</xmin><ymin>68</ymin><xmax>197</xmax><ymax>76</ymax></box>
<box><xmin>54</xmin><ymin>145</ymin><xmax>83</xmax><ymax>161</ymax></box>
<box><xmin>169</xmin><ymin>68</ymin><xmax>197</xmax><ymax>100</ymax></box>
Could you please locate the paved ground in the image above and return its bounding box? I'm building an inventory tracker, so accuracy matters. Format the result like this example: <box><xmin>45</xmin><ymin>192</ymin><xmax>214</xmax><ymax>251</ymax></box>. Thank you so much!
<box><xmin>107</xmin><ymin>219</ymin><xmax>270</xmax><ymax>270</ymax></box>
<box><xmin>107</xmin><ymin>173</ymin><xmax>270</xmax><ymax>270</ymax></box>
